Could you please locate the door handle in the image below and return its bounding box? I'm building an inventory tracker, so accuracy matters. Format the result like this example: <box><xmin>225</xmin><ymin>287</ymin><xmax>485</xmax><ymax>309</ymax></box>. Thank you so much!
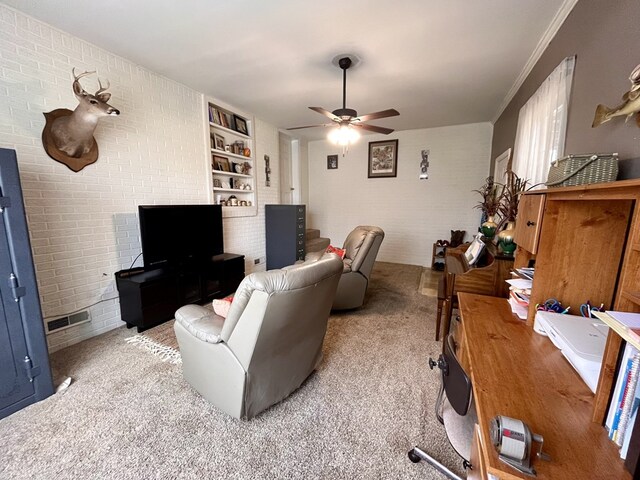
<box><xmin>527</xmin><ymin>221</ymin><xmax>535</xmax><ymax>227</ymax></box>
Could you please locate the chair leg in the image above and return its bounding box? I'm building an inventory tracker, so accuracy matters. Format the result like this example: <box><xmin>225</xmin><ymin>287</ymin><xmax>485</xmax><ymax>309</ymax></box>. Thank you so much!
<box><xmin>408</xmin><ymin>447</ymin><xmax>464</xmax><ymax>480</ymax></box>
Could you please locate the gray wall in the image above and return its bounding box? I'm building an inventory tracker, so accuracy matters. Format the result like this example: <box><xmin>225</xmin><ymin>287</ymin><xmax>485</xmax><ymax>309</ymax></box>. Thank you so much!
<box><xmin>492</xmin><ymin>0</ymin><xmax>640</xmax><ymax>177</ymax></box>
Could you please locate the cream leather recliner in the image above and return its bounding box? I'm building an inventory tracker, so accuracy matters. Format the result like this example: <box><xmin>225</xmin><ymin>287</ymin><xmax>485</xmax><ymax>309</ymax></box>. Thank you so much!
<box><xmin>173</xmin><ymin>252</ymin><xmax>343</xmax><ymax>420</ymax></box>
<box><xmin>332</xmin><ymin>225</ymin><xmax>385</xmax><ymax>310</ymax></box>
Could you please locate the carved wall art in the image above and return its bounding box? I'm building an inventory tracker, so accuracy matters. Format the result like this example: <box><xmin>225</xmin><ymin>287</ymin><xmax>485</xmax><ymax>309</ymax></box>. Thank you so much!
<box><xmin>592</xmin><ymin>63</ymin><xmax>640</xmax><ymax>128</ymax></box>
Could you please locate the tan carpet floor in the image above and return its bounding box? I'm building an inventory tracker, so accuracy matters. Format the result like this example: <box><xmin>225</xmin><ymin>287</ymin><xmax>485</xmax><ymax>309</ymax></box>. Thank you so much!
<box><xmin>0</xmin><ymin>262</ymin><xmax>463</xmax><ymax>479</ymax></box>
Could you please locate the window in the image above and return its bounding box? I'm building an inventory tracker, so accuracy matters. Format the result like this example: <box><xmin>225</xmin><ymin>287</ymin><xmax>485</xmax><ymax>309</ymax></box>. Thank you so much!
<box><xmin>512</xmin><ymin>56</ymin><xmax>576</xmax><ymax>188</ymax></box>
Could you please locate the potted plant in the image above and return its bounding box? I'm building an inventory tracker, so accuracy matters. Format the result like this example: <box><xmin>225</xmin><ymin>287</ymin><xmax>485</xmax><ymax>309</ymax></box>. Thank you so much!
<box><xmin>473</xmin><ymin>176</ymin><xmax>503</xmax><ymax>239</ymax></box>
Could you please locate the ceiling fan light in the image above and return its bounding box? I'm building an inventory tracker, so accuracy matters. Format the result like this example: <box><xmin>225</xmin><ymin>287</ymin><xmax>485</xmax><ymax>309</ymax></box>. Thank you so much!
<box><xmin>328</xmin><ymin>125</ymin><xmax>360</xmax><ymax>146</ymax></box>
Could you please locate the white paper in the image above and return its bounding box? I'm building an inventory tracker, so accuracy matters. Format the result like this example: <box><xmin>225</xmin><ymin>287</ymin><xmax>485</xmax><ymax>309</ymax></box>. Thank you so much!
<box><xmin>608</xmin><ymin>311</ymin><xmax>640</xmax><ymax>329</ymax></box>
<box><xmin>505</xmin><ymin>278</ymin><xmax>533</xmax><ymax>289</ymax></box>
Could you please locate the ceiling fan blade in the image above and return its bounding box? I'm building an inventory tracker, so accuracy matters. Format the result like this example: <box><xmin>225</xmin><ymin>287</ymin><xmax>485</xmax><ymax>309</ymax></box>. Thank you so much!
<box><xmin>309</xmin><ymin>106</ymin><xmax>340</xmax><ymax>121</ymax></box>
<box><xmin>353</xmin><ymin>123</ymin><xmax>395</xmax><ymax>135</ymax></box>
<box><xmin>354</xmin><ymin>109</ymin><xmax>400</xmax><ymax>122</ymax></box>
<box><xmin>286</xmin><ymin>123</ymin><xmax>334</xmax><ymax>130</ymax></box>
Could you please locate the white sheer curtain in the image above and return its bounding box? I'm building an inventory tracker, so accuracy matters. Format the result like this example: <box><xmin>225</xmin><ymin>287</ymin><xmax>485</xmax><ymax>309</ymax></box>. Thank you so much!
<box><xmin>512</xmin><ymin>55</ymin><xmax>576</xmax><ymax>188</ymax></box>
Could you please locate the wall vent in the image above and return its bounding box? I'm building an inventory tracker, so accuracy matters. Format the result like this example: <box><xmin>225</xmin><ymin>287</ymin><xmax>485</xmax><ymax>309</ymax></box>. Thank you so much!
<box><xmin>46</xmin><ymin>311</ymin><xmax>90</xmax><ymax>334</ymax></box>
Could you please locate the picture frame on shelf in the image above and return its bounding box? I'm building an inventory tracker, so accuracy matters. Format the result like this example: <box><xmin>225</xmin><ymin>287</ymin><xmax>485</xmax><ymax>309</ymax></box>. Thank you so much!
<box><xmin>368</xmin><ymin>139</ymin><xmax>398</xmax><ymax>178</ymax></box>
<box><xmin>327</xmin><ymin>154</ymin><xmax>338</xmax><ymax>170</ymax></box>
<box><xmin>234</xmin><ymin>115</ymin><xmax>248</xmax><ymax>135</ymax></box>
<box><xmin>214</xmin><ymin>133</ymin><xmax>225</xmax><ymax>151</ymax></box>
<box><xmin>214</xmin><ymin>155</ymin><xmax>230</xmax><ymax>172</ymax></box>
<box><xmin>213</xmin><ymin>178</ymin><xmax>222</xmax><ymax>188</ymax></box>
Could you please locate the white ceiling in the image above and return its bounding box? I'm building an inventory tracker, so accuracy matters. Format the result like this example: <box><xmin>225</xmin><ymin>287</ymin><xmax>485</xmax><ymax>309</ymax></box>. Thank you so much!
<box><xmin>4</xmin><ymin>0</ymin><xmax>570</xmax><ymax>139</ymax></box>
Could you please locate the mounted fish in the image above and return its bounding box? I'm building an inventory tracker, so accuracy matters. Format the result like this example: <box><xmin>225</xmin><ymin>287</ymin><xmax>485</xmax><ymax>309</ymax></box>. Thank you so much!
<box><xmin>592</xmin><ymin>63</ymin><xmax>640</xmax><ymax>128</ymax></box>
<box><xmin>42</xmin><ymin>68</ymin><xmax>120</xmax><ymax>172</ymax></box>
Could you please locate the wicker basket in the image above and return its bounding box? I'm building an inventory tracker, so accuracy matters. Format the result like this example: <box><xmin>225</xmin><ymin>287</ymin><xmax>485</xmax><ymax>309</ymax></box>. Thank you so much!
<box><xmin>545</xmin><ymin>153</ymin><xmax>618</xmax><ymax>187</ymax></box>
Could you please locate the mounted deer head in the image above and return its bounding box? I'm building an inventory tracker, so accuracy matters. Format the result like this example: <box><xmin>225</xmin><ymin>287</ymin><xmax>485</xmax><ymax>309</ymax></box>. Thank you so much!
<box><xmin>42</xmin><ymin>68</ymin><xmax>120</xmax><ymax>172</ymax></box>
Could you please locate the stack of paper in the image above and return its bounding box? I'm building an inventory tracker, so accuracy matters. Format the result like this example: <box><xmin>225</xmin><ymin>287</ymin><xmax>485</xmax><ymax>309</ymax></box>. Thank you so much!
<box><xmin>506</xmin><ymin>274</ymin><xmax>533</xmax><ymax>320</ymax></box>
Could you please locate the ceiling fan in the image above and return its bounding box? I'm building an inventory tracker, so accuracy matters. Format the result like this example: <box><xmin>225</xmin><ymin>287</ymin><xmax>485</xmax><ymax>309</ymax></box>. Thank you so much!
<box><xmin>287</xmin><ymin>56</ymin><xmax>400</xmax><ymax>136</ymax></box>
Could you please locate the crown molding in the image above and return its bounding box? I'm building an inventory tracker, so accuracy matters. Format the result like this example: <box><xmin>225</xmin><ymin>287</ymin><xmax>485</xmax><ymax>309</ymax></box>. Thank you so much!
<box><xmin>492</xmin><ymin>0</ymin><xmax>579</xmax><ymax>124</ymax></box>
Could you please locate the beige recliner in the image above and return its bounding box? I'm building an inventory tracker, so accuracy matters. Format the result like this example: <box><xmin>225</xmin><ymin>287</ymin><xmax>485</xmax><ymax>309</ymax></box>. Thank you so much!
<box><xmin>332</xmin><ymin>225</ymin><xmax>385</xmax><ymax>310</ymax></box>
<box><xmin>173</xmin><ymin>252</ymin><xmax>343</xmax><ymax>420</ymax></box>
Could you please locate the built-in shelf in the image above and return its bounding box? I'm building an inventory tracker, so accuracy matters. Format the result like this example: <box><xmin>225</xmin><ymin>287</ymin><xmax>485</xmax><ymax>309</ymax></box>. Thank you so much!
<box><xmin>210</xmin><ymin>149</ymin><xmax>253</xmax><ymax>161</ymax></box>
<box><xmin>212</xmin><ymin>170</ymin><xmax>252</xmax><ymax>178</ymax></box>
<box><xmin>215</xmin><ymin>188</ymin><xmax>254</xmax><ymax>194</ymax></box>
<box><xmin>209</xmin><ymin>122</ymin><xmax>251</xmax><ymax>140</ymax></box>
<box><xmin>208</xmin><ymin>100</ymin><xmax>256</xmax><ymax>218</ymax></box>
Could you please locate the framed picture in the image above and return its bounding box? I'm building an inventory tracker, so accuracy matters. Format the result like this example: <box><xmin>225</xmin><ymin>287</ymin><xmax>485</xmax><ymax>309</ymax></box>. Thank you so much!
<box><xmin>214</xmin><ymin>133</ymin><xmax>225</xmax><ymax>151</ymax></box>
<box><xmin>234</xmin><ymin>115</ymin><xmax>248</xmax><ymax>135</ymax></box>
<box><xmin>213</xmin><ymin>178</ymin><xmax>222</xmax><ymax>188</ymax></box>
<box><xmin>368</xmin><ymin>139</ymin><xmax>398</xmax><ymax>178</ymax></box>
<box><xmin>327</xmin><ymin>154</ymin><xmax>338</xmax><ymax>170</ymax></box>
<box><xmin>213</xmin><ymin>155</ymin><xmax>230</xmax><ymax>172</ymax></box>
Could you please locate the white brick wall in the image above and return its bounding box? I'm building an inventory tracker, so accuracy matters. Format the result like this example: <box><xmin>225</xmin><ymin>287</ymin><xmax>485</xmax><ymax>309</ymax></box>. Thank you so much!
<box><xmin>0</xmin><ymin>5</ymin><xmax>279</xmax><ymax>352</ymax></box>
<box><xmin>222</xmin><ymin>117</ymin><xmax>280</xmax><ymax>273</ymax></box>
<box><xmin>308</xmin><ymin>123</ymin><xmax>493</xmax><ymax>266</ymax></box>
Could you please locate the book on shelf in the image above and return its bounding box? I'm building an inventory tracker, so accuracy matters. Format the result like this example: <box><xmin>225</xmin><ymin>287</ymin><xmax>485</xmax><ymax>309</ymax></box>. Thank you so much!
<box><xmin>617</xmin><ymin>355</ymin><xmax>640</xmax><ymax>446</ymax></box>
<box><xmin>606</xmin><ymin>342</ymin><xmax>640</xmax><ymax>456</ymax></box>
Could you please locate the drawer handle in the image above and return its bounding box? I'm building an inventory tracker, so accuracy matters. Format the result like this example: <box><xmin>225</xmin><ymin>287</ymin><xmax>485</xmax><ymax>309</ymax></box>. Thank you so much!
<box><xmin>527</xmin><ymin>221</ymin><xmax>535</xmax><ymax>227</ymax></box>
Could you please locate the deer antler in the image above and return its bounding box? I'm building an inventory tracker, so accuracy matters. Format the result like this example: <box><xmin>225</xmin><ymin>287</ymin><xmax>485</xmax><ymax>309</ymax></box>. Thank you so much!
<box><xmin>72</xmin><ymin>67</ymin><xmax>96</xmax><ymax>82</ymax></box>
<box><xmin>95</xmin><ymin>78</ymin><xmax>110</xmax><ymax>96</ymax></box>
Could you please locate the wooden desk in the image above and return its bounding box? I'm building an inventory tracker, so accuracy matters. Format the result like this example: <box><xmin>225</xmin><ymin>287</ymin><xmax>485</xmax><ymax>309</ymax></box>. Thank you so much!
<box><xmin>458</xmin><ymin>292</ymin><xmax>630</xmax><ymax>480</ymax></box>
<box><xmin>441</xmin><ymin>245</ymin><xmax>513</xmax><ymax>339</ymax></box>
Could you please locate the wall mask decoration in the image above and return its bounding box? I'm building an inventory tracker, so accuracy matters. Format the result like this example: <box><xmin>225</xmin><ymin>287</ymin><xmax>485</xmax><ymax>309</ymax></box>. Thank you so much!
<box><xmin>592</xmin><ymin>63</ymin><xmax>640</xmax><ymax>128</ymax></box>
<box><xmin>264</xmin><ymin>154</ymin><xmax>271</xmax><ymax>187</ymax></box>
<box><xmin>419</xmin><ymin>149</ymin><xmax>430</xmax><ymax>179</ymax></box>
<box><xmin>42</xmin><ymin>68</ymin><xmax>120</xmax><ymax>172</ymax></box>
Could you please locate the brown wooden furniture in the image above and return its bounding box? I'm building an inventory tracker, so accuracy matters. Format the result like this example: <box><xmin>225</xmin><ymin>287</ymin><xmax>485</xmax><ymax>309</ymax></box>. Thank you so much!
<box><xmin>514</xmin><ymin>179</ymin><xmax>640</xmax><ymax>427</ymax></box>
<box><xmin>438</xmin><ymin>243</ymin><xmax>514</xmax><ymax>340</ymax></box>
<box><xmin>435</xmin><ymin>276</ymin><xmax>447</xmax><ymax>341</ymax></box>
<box><xmin>458</xmin><ymin>293</ymin><xmax>630</xmax><ymax>479</ymax></box>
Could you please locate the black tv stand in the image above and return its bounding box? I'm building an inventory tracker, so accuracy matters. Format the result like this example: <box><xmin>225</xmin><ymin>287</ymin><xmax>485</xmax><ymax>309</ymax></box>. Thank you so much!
<box><xmin>115</xmin><ymin>253</ymin><xmax>244</xmax><ymax>332</ymax></box>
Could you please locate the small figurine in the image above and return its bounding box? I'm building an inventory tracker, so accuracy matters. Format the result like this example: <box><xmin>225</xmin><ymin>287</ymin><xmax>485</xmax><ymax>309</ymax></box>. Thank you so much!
<box><xmin>592</xmin><ymin>63</ymin><xmax>640</xmax><ymax>128</ymax></box>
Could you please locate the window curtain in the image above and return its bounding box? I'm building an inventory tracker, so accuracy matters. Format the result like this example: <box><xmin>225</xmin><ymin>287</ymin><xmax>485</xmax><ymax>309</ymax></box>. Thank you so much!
<box><xmin>512</xmin><ymin>55</ymin><xmax>576</xmax><ymax>188</ymax></box>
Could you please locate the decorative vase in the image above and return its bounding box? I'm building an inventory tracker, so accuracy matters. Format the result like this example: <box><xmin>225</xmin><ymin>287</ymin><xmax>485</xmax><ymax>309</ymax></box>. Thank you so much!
<box><xmin>481</xmin><ymin>215</ymin><xmax>498</xmax><ymax>238</ymax></box>
<box><xmin>498</xmin><ymin>221</ymin><xmax>517</xmax><ymax>255</ymax></box>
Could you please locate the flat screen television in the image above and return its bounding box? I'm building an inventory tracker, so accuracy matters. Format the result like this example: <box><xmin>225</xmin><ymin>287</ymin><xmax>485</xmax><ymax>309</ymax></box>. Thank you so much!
<box><xmin>138</xmin><ymin>204</ymin><xmax>223</xmax><ymax>268</ymax></box>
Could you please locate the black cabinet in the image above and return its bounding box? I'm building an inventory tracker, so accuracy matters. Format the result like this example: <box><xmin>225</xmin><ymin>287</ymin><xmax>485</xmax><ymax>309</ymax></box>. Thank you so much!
<box><xmin>266</xmin><ymin>204</ymin><xmax>305</xmax><ymax>270</ymax></box>
<box><xmin>116</xmin><ymin>253</ymin><xmax>244</xmax><ymax>332</ymax></box>
<box><xmin>0</xmin><ymin>148</ymin><xmax>54</xmax><ymax>420</ymax></box>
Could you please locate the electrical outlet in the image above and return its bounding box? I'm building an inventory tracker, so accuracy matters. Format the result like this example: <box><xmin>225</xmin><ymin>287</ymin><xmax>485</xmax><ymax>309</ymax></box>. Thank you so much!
<box><xmin>254</xmin><ymin>258</ymin><xmax>260</xmax><ymax>264</ymax></box>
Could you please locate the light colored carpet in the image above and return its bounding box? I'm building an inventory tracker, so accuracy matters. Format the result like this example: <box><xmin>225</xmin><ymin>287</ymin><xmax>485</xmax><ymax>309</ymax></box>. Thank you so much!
<box><xmin>0</xmin><ymin>262</ymin><xmax>463</xmax><ymax>479</ymax></box>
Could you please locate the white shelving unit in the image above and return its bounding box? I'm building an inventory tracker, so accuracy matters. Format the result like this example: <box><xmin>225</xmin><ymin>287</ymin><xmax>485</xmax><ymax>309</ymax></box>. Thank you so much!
<box><xmin>207</xmin><ymin>100</ymin><xmax>257</xmax><ymax>218</ymax></box>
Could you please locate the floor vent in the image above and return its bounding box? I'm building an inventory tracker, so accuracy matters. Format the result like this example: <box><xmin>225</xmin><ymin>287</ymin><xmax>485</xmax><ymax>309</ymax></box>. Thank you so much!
<box><xmin>46</xmin><ymin>311</ymin><xmax>90</xmax><ymax>334</ymax></box>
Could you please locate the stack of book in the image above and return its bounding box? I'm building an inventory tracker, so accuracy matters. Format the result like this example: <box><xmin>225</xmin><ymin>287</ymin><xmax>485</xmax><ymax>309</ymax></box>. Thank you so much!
<box><xmin>606</xmin><ymin>341</ymin><xmax>640</xmax><ymax>459</ymax></box>
<box><xmin>595</xmin><ymin>310</ymin><xmax>640</xmax><ymax>466</ymax></box>
<box><xmin>208</xmin><ymin>105</ymin><xmax>234</xmax><ymax>130</ymax></box>
<box><xmin>505</xmin><ymin>268</ymin><xmax>534</xmax><ymax>319</ymax></box>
